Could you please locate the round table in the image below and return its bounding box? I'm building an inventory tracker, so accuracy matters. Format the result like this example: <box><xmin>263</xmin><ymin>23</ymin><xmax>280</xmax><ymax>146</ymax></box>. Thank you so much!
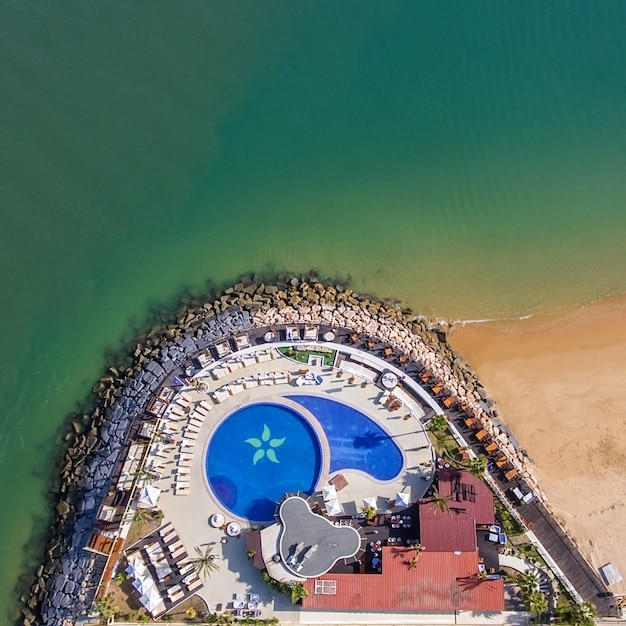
<box><xmin>210</xmin><ymin>513</ymin><xmax>225</xmax><ymax>528</ymax></box>
<box><xmin>226</xmin><ymin>521</ymin><xmax>242</xmax><ymax>537</ymax></box>
<box><xmin>263</xmin><ymin>331</ymin><xmax>275</xmax><ymax>342</ymax></box>
<box><xmin>323</xmin><ymin>331</ymin><xmax>335</xmax><ymax>341</ymax></box>
<box><xmin>380</xmin><ymin>371</ymin><xmax>398</xmax><ymax>389</ymax></box>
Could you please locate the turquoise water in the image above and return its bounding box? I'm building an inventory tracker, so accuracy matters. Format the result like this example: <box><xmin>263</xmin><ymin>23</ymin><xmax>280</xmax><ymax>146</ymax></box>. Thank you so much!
<box><xmin>288</xmin><ymin>395</ymin><xmax>404</xmax><ymax>479</ymax></box>
<box><xmin>206</xmin><ymin>403</ymin><xmax>322</xmax><ymax>522</ymax></box>
<box><xmin>1</xmin><ymin>1</ymin><xmax>626</xmax><ymax>620</ymax></box>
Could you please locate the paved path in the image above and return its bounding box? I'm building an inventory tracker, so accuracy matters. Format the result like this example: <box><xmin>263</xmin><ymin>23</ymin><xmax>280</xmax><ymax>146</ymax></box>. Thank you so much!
<box><xmin>443</xmin><ymin>405</ymin><xmax>618</xmax><ymax>617</ymax></box>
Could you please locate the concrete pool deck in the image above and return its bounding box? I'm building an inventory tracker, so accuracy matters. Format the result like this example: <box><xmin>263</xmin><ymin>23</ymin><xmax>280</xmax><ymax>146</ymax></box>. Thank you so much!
<box><xmin>149</xmin><ymin>343</ymin><xmax>435</xmax><ymax>617</ymax></box>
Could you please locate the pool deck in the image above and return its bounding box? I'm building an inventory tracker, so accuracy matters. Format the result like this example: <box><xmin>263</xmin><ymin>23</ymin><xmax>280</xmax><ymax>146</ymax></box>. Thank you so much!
<box><xmin>145</xmin><ymin>344</ymin><xmax>434</xmax><ymax>617</ymax></box>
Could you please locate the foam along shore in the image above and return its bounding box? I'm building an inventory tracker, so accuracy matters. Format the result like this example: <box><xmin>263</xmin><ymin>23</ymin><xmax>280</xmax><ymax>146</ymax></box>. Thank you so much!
<box><xmin>448</xmin><ymin>294</ymin><xmax>626</xmax><ymax>597</ymax></box>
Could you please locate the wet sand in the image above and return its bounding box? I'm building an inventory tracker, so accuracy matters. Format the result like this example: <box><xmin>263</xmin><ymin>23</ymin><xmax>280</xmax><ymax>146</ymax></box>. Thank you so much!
<box><xmin>449</xmin><ymin>296</ymin><xmax>626</xmax><ymax>595</ymax></box>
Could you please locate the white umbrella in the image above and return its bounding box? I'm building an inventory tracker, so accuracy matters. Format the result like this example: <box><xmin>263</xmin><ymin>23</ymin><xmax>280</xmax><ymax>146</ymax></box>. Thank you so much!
<box><xmin>132</xmin><ymin>573</ymin><xmax>154</xmax><ymax>595</ymax></box>
<box><xmin>362</xmin><ymin>496</ymin><xmax>378</xmax><ymax>510</ymax></box>
<box><xmin>325</xmin><ymin>499</ymin><xmax>343</xmax><ymax>516</ymax></box>
<box><xmin>139</xmin><ymin>584</ymin><xmax>163</xmax><ymax>614</ymax></box>
<box><xmin>395</xmin><ymin>492</ymin><xmax>410</xmax><ymax>507</ymax></box>
<box><xmin>125</xmin><ymin>559</ymin><xmax>148</xmax><ymax>579</ymax></box>
<box><xmin>137</xmin><ymin>485</ymin><xmax>161</xmax><ymax>508</ymax></box>
<box><xmin>322</xmin><ymin>485</ymin><xmax>337</xmax><ymax>501</ymax></box>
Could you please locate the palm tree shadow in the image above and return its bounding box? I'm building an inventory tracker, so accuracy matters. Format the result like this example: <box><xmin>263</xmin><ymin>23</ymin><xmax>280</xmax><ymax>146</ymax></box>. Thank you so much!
<box><xmin>353</xmin><ymin>430</ymin><xmax>389</xmax><ymax>449</ymax></box>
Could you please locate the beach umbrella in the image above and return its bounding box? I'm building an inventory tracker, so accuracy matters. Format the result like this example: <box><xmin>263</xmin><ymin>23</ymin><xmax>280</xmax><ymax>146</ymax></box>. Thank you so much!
<box><xmin>137</xmin><ymin>485</ymin><xmax>161</xmax><ymax>508</ymax></box>
<box><xmin>395</xmin><ymin>492</ymin><xmax>410</xmax><ymax>507</ymax></box>
<box><xmin>139</xmin><ymin>585</ymin><xmax>163</xmax><ymax>614</ymax></box>
<box><xmin>322</xmin><ymin>485</ymin><xmax>337</xmax><ymax>501</ymax></box>
<box><xmin>132</xmin><ymin>573</ymin><xmax>154</xmax><ymax>595</ymax></box>
<box><xmin>325</xmin><ymin>499</ymin><xmax>343</xmax><ymax>516</ymax></box>
<box><xmin>362</xmin><ymin>496</ymin><xmax>378</xmax><ymax>511</ymax></box>
<box><xmin>125</xmin><ymin>557</ymin><xmax>148</xmax><ymax>579</ymax></box>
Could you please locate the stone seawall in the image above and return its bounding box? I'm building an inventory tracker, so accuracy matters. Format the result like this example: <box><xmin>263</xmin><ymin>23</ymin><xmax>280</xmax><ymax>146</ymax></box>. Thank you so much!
<box><xmin>21</xmin><ymin>274</ymin><xmax>505</xmax><ymax>626</ymax></box>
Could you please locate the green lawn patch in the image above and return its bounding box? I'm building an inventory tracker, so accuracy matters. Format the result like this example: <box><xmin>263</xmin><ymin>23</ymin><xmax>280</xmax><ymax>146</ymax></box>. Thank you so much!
<box><xmin>278</xmin><ymin>346</ymin><xmax>336</xmax><ymax>367</ymax></box>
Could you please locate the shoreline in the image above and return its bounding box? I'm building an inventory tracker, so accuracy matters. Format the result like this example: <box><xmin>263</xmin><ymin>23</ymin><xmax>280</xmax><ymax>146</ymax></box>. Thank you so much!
<box><xmin>449</xmin><ymin>293</ymin><xmax>626</xmax><ymax>596</ymax></box>
<box><xmin>22</xmin><ymin>275</ymin><xmax>620</xmax><ymax>625</ymax></box>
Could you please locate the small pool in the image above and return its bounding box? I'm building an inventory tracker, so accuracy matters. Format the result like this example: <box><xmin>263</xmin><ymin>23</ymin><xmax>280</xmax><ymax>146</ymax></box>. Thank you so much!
<box><xmin>206</xmin><ymin>403</ymin><xmax>322</xmax><ymax>522</ymax></box>
<box><xmin>287</xmin><ymin>395</ymin><xmax>403</xmax><ymax>480</ymax></box>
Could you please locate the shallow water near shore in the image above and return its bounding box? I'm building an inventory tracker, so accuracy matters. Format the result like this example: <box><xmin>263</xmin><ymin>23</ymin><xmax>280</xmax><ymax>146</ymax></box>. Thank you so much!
<box><xmin>1</xmin><ymin>1</ymin><xmax>626</xmax><ymax>620</ymax></box>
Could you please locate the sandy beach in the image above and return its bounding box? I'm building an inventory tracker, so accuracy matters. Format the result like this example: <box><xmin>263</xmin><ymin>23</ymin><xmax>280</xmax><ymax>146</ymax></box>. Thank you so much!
<box><xmin>449</xmin><ymin>295</ymin><xmax>626</xmax><ymax>596</ymax></box>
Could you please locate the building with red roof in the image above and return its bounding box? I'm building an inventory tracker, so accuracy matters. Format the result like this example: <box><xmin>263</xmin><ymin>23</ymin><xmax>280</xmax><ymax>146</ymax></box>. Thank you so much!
<box><xmin>299</xmin><ymin>470</ymin><xmax>504</xmax><ymax>614</ymax></box>
<box><xmin>303</xmin><ymin>548</ymin><xmax>504</xmax><ymax>612</ymax></box>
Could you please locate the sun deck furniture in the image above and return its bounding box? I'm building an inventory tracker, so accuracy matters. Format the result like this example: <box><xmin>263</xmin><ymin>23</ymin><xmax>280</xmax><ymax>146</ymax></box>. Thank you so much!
<box><xmin>167</xmin><ymin>539</ymin><xmax>183</xmax><ymax>553</ymax></box>
<box><xmin>504</xmin><ymin>468</ymin><xmax>519</xmax><ymax>481</ymax></box>
<box><xmin>475</xmin><ymin>429</ymin><xmax>489</xmax><ymax>441</ymax></box>
<box><xmin>212</xmin><ymin>387</ymin><xmax>230</xmax><ymax>404</ymax></box>
<box><xmin>158</xmin><ymin>523</ymin><xmax>174</xmax><ymax>537</ymax></box>
<box><xmin>443</xmin><ymin>396</ymin><xmax>457</xmax><ymax>408</ymax></box>
<box><xmin>211</xmin><ymin>365</ymin><xmax>229</xmax><ymax>380</ymax></box>
<box><xmin>227</xmin><ymin>359</ymin><xmax>244</xmax><ymax>373</ymax></box>
<box><xmin>431</xmin><ymin>382</ymin><xmax>444</xmax><ymax>394</ymax></box>
<box><xmin>199</xmin><ymin>399</ymin><xmax>213</xmax><ymax>412</ymax></box>
<box><xmin>214</xmin><ymin>340</ymin><xmax>232</xmax><ymax>358</ymax></box>
<box><xmin>167</xmin><ymin>584</ymin><xmax>184</xmax><ymax>602</ymax></box>
<box><xmin>170</xmin><ymin>546</ymin><xmax>187</xmax><ymax>560</ymax></box>
<box><xmin>186</xmin><ymin>576</ymin><xmax>203</xmax><ymax>591</ymax></box>
<box><xmin>235</xmin><ymin>333</ymin><xmax>251</xmax><ymax>349</ymax></box>
<box><xmin>485</xmin><ymin>441</ymin><xmax>499</xmax><ymax>453</ymax></box>
<box><xmin>175</xmin><ymin>484</ymin><xmax>191</xmax><ymax>496</ymax></box>
<box><xmin>178</xmin><ymin>561</ymin><xmax>194</xmax><ymax>576</ymax></box>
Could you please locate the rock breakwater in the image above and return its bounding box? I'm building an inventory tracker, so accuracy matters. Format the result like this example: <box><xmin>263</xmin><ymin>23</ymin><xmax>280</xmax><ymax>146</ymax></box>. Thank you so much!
<box><xmin>21</xmin><ymin>273</ymin><xmax>517</xmax><ymax>626</ymax></box>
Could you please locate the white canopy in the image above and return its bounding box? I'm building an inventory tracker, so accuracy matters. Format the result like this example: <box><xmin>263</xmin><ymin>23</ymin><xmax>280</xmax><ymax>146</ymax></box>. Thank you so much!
<box><xmin>325</xmin><ymin>498</ymin><xmax>343</xmax><ymax>516</ymax></box>
<box><xmin>362</xmin><ymin>496</ymin><xmax>378</xmax><ymax>510</ymax></box>
<box><xmin>322</xmin><ymin>484</ymin><xmax>337</xmax><ymax>501</ymax></box>
<box><xmin>395</xmin><ymin>492</ymin><xmax>410</xmax><ymax>507</ymax></box>
<box><xmin>137</xmin><ymin>484</ymin><xmax>161</xmax><ymax>508</ymax></box>
<box><xmin>132</xmin><ymin>574</ymin><xmax>154</xmax><ymax>595</ymax></box>
<box><xmin>139</xmin><ymin>584</ymin><xmax>164</xmax><ymax>615</ymax></box>
<box><xmin>125</xmin><ymin>559</ymin><xmax>148</xmax><ymax>580</ymax></box>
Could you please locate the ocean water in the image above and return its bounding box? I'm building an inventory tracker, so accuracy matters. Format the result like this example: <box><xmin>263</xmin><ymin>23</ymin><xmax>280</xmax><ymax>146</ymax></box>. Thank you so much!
<box><xmin>1</xmin><ymin>1</ymin><xmax>626</xmax><ymax>620</ymax></box>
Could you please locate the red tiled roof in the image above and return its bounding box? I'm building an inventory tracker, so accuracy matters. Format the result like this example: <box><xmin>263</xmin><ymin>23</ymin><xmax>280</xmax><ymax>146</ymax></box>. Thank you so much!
<box><xmin>419</xmin><ymin>505</ymin><xmax>477</xmax><ymax>552</ymax></box>
<box><xmin>436</xmin><ymin>469</ymin><xmax>495</xmax><ymax>525</ymax></box>
<box><xmin>302</xmin><ymin>547</ymin><xmax>504</xmax><ymax>612</ymax></box>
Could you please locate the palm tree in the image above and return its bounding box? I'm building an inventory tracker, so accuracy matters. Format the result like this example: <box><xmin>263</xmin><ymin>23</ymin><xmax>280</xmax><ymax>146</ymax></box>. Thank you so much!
<box><xmin>362</xmin><ymin>504</ymin><xmax>377</xmax><ymax>521</ymax></box>
<box><xmin>407</xmin><ymin>556</ymin><xmax>419</xmax><ymax>570</ymax></box>
<box><xmin>429</xmin><ymin>414</ymin><xmax>448</xmax><ymax>432</ymax></box>
<box><xmin>428</xmin><ymin>488</ymin><xmax>451</xmax><ymax>513</ymax></box>
<box><xmin>571</xmin><ymin>601</ymin><xmax>597</xmax><ymax>626</ymax></box>
<box><xmin>525</xmin><ymin>591</ymin><xmax>548</xmax><ymax>615</ymax></box>
<box><xmin>468</xmin><ymin>455</ymin><xmax>487</xmax><ymax>476</ymax></box>
<box><xmin>412</xmin><ymin>543</ymin><xmax>425</xmax><ymax>560</ymax></box>
<box><xmin>290</xmin><ymin>581</ymin><xmax>309</xmax><ymax>604</ymax></box>
<box><xmin>135</xmin><ymin>467</ymin><xmax>160</xmax><ymax>486</ymax></box>
<box><xmin>190</xmin><ymin>545</ymin><xmax>220</xmax><ymax>580</ymax></box>
<box><xmin>517</xmin><ymin>571</ymin><xmax>540</xmax><ymax>596</ymax></box>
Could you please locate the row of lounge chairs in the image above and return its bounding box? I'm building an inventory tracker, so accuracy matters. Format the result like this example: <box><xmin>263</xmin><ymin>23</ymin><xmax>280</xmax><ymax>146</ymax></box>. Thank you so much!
<box><xmin>210</xmin><ymin>350</ymin><xmax>277</xmax><ymax>380</ymax></box>
<box><xmin>211</xmin><ymin>371</ymin><xmax>291</xmax><ymax>403</ymax></box>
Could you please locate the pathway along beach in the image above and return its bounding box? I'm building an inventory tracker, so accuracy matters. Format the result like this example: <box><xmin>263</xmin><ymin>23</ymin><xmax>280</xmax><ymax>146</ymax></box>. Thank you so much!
<box><xmin>449</xmin><ymin>294</ymin><xmax>626</xmax><ymax>597</ymax></box>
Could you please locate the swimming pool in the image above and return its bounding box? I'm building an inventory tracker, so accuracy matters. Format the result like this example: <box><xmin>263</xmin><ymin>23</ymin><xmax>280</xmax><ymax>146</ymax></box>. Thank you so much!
<box><xmin>206</xmin><ymin>403</ymin><xmax>322</xmax><ymax>522</ymax></box>
<box><xmin>287</xmin><ymin>395</ymin><xmax>404</xmax><ymax>480</ymax></box>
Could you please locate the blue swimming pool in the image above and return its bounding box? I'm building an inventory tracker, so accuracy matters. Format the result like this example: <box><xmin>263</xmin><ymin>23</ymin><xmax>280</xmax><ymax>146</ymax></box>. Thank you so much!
<box><xmin>286</xmin><ymin>395</ymin><xmax>403</xmax><ymax>480</ymax></box>
<box><xmin>206</xmin><ymin>403</ymin><xmax>322</xmax><ymax>522</ymax></box>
